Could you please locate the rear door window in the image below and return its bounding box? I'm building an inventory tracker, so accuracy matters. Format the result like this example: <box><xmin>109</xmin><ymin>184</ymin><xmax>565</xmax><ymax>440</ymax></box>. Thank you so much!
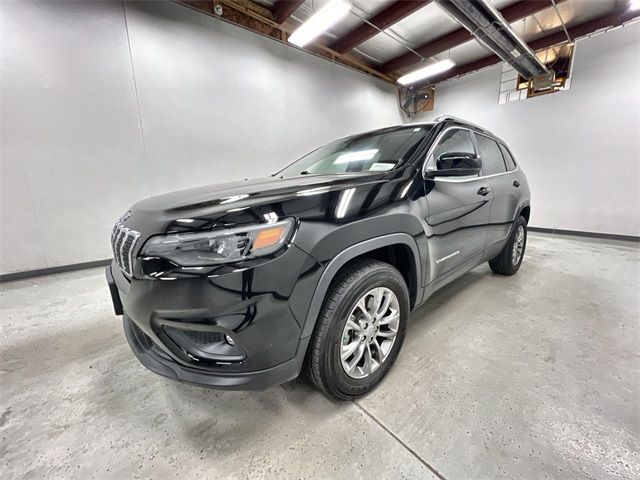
<box><xmin>475</xmin><ymin>134</ymin><xmax>507</xmax><ymax>176</ymax></box>
<box><xmin>499</xmin><ymin>144</ymin><xmax>517</xmax><ymax>171</ymax></box>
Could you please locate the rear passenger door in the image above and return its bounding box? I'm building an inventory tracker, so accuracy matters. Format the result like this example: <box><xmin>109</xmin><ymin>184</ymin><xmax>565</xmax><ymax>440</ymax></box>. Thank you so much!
<box><xmin>473</xmin><ymin>133</ymin><xmax>520</xmax><ymax>251</ymax></box>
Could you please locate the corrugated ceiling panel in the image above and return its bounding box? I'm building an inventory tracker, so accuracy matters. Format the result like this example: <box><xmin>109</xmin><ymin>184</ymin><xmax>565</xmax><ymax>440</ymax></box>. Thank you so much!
<box><xmin>513</xmin><ymin>0</ymin><xmax>618</xmax><ymax>43</ymax></box>
<box><xmin>352</xmin><ymin>0</ymin><xmax>520</xmax><ymax>64</ymax></box>
<box><xmin>249</xmin><ymin>0</ymin><xmax>623</xmax><ymax>75</ymax></box>
<box><xmin>289</xmin><ymin>0</ymin><xmax>395</xmax><ymax>41</ymax></box>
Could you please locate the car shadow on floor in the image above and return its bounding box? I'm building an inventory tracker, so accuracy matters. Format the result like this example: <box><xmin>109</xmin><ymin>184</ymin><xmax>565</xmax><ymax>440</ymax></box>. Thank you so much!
<box><xmin>89</xmin><ymin>336</ymin><xmax>350</xmax><ymax>452</ymax></box>
<box><xmin>409</xmin><ymin>267</ymin><xmax>489</xmax><ymax>325</ymax></box>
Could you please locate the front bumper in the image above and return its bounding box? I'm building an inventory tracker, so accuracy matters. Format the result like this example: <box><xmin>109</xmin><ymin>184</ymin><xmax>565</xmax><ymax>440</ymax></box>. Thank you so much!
<box><xmin>106</xmin><ymin>243</ymin><xmax>322</xmax><ymax>390</ymax></box>
<box><xmin>123</xmin><ymin>314</ymin><xmax>310</xmax><ymax>390</ymax></box>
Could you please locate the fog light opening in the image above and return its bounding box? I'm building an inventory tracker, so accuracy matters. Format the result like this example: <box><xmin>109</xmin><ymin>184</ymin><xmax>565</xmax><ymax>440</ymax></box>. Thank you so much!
<box><xmin>225</xmin><ymin>334</ymin><xmax>235</xmax><ymax>346</ymax></box>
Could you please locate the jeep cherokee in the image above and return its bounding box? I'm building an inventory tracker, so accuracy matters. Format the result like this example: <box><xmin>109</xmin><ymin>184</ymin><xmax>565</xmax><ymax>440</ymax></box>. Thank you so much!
<box><xmin>106</xmin><ymin>115</ymin><xmax>531</xmax><ymax>400</ymax></box>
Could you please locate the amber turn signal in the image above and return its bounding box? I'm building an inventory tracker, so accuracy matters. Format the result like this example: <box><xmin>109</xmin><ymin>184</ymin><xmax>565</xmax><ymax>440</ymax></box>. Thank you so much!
<box><xmin>253</xmin><ymin>225</ymin><xmax>287</xmax><ymax>251</ymax></box>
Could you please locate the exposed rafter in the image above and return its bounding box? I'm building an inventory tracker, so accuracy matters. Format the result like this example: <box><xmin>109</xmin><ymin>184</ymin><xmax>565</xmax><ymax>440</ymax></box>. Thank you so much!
<box><xmin>417</xmin><ymin>8</ymin><xmax>640</xmax><ymax>87</ymax></box>
<box><xmin>380</xmin><ymin>0</ymin><xmax>566</xmax><ymax>74</ymax></box>
<box><xmin>272</xmin><ymin>0</ymin><xmax>305</xmax><ymax>24</ymax></box>
<box><xmin>331</xmin><ymin>1</ymin><xmax>432</xmax><ymax>54</ymax></box>
<box><xmin>175</xmin><ymin>0</ymin><xmax>396</xmax><ymax>84</ymax></box>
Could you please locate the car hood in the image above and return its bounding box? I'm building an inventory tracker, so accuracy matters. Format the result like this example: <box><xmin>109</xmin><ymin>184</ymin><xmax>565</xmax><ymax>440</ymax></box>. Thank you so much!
<box><xmin>125</xmin><ymin>173</ymin><xmax>391</xmax><ymax>236</ymax></box>
<box><xmin>134</xmin><ymin>173</ymin><xmax>384</xmax><ymax>213</ymax></box>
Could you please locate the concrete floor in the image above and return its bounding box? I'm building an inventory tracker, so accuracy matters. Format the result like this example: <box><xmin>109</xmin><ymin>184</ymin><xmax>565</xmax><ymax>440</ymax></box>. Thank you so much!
<box><xmin>1</xmin><ymin>233</ymin><xmax>639</xmax><ymax>479</ymax></box>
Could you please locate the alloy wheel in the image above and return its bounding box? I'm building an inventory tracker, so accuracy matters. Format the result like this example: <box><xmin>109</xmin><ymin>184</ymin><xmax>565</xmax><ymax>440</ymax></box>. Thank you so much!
<box><xmin>512</xmin><ymin>225</ymin><xmax>525</xmax><ymax>265</ymax></box>
<box><xmin>340</xmin><ymin>287</ymin><xmax>400</xmax><ymax>379</ymax></box>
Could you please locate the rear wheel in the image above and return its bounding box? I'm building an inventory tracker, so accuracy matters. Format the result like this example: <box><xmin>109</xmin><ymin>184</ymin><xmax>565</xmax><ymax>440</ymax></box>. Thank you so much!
<box><xmin>307</xmin><ymin>258</ymin><xmax>409</xmax><ymax>400</ymax></box>
<box><xmin>489</xmin><ymin>216</ymin><xmax>527</xmax><ymax>275</ymax></box>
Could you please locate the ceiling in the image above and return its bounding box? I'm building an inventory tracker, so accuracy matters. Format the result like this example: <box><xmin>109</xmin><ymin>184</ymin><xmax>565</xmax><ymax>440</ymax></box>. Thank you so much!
<box><xmin>250</xmin><ymin>0</ymin><xmax>634</xmax><ymax>81</ymax></box>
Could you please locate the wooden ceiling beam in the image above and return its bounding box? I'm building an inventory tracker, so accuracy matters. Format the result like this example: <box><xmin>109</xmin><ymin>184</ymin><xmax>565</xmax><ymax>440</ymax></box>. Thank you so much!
<box><xmin>331</xmin><ymin>1</ymin><xmax>432</xmax><ymax>54</ymax></box>
<box><xmin>417</xmin><ymin>8</ymin><xmax>639</xmax><ymax>87</ymax></box>
<box><xmin>379</xmin><ymin>0</ymin><xmax>567</xmax><ymax>74</ymax></box>
<box><xmin>176</xmin><ymin>0</ymin><xmax>396</xmax><ymax>84</ymax></box>
<box><xmin>272</xmin><ymin>0</ymin><xmax>305</xmax><ymax>24</ymax></box>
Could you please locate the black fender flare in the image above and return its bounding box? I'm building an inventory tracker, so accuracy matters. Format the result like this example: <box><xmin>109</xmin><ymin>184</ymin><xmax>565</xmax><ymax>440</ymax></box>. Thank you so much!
<box><xmin>516</xmin><ymin>201</ymin><xmax>531</xmax><ymax>222</ymax></box>
<box><xmin>500</xmin><ymin>200</ymin><xmax>531</xmax><ymax>241</ymax></box>
<box><xmin>300</xmin><ymin>233</ymin><xmax>422</xmax><ymax>338</ymax></box>
<box><xmin>505</xmin><ymin>201</ymin><xmax>531</xmax><ymax>239</ymax></box>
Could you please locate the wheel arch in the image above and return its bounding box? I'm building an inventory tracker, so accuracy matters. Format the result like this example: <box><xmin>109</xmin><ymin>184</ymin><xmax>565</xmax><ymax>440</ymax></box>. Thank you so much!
<box><xmin>509</xmin><ymin>202</ymin><xmax>531</xmax><ymax>235</ymax></box>
<box><xmin>300</xmin><ymin>233</ymin><xmax>422</xmax><ymax>339</ymax></box>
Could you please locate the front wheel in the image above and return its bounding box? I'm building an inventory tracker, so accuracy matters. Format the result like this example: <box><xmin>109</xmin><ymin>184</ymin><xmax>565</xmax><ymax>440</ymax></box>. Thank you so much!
<box><xmin>306</xmin><ymin>258</ymin><xmax>409</xmax><ymax>400</ymax></box>
<box><xmin>489</xmin><ymin>216</ymin><xmax>527</xmax><ymax>275</ymax></box>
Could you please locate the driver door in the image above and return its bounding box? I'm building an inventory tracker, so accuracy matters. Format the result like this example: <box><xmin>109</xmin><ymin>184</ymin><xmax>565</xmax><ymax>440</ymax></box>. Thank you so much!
<box><xmin>423</xmin><ymin>128</ymin><xmax>493</xmax><ymax>282</ymax></box>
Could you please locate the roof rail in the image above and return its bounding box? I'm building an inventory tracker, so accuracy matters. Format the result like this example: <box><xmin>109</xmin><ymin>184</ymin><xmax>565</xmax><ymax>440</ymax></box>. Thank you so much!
<box><xmin>434</xmin><ymin>115</ymin><xmax>492</xmax><ymax>135</ymax></box>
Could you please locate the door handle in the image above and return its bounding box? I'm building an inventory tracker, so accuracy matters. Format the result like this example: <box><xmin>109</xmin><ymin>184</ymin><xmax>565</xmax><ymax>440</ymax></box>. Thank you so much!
<box><xmin>477</xmin><ymin>186</ymin><xmax>491</xmax><ymax>196</ymax></box>
<box><xmin>513</xmin><ymin>180</ymin><xmax>521</xmax><ymax>188</ymax></box>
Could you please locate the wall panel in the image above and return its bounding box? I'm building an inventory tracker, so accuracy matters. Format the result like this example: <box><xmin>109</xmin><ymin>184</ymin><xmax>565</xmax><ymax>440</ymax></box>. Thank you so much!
<box><xmin>412</xmin><ymin>22</ymin><xmax>640</xmax><ymax>237</ymax></box>
<box><xmin>0</xmin><ymin>0</ymin><xmax>402</xmax><ymax>274</ymax></box>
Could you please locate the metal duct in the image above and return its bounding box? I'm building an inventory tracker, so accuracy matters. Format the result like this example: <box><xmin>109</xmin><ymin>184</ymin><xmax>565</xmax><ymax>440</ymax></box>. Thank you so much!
<box><xmin>435</xmin><ymin>0</ymin><xmax>548</xmax><ymax>79</ymax></box>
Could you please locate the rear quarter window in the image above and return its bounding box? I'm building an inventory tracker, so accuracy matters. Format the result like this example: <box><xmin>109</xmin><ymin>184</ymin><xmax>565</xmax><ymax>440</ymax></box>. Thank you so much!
<box><xmin>499</xmin><ymin>144</ymin><xmax>518</xmax><ymax>171</ymax></box>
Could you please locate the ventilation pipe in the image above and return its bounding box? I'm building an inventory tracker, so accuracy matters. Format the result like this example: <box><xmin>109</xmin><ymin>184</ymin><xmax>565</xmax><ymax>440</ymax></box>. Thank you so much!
<box><xmin>436</xmin><ymin>0</ymin><xmax>548</xmax><ymax>79</ymax></box>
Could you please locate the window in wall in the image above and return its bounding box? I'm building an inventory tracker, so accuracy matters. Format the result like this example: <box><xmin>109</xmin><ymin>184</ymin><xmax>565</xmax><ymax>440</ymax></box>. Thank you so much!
<box><xmin>499</xmin><ymin>42</ymin><xmax>575</xmax><ymax>104</ymax></box>
<box><xmin>475</xmin><ymin>134</ymin><xmax>507</xmax><ymax>176</ymax></box>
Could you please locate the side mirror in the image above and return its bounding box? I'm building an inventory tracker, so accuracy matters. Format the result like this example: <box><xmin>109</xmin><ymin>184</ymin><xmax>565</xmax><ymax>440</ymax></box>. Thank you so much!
<box><xmin>426</xmin><ymin>152</ymin><xmax>481</xmax><ymax>177</ymax></box>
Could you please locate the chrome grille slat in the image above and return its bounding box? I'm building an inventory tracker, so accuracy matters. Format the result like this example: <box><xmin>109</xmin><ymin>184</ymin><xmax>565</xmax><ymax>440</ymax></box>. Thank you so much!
<box><xmin>117</xmin><ymin>228</ymin><xmax>127</xmax><ymax>267</ymax></box>
<box><xmin>115</xmin><ymin>229</ymin><xmax>126</xmax><ymax>266</ymax></box>
<box><xmin>129</xmin><ymin>232</ymin><xmax>140</xmax><ymax>273</ymax></box>
<box><xmin>111</xmin><ymin>216</ymin><xmax>140</xmax><ymax>277</ymax></box>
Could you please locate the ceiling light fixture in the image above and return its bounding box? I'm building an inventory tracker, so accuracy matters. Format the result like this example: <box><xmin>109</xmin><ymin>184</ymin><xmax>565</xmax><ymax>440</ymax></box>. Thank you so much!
<box><xmin>397</xmin><ymin>60</ymin><xmax>456</xmax><ymax>86</ymax></box>
<box><xmin>288</xmin><ymin>0</ymin><xmax>352</xmax><ymax>48</ymax></box>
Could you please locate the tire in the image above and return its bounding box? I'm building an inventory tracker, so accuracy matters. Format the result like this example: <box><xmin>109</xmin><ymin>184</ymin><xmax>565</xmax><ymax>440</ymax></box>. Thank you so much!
<box><xmin>306</xmin><ymin>258</ymin><xmax>409</xmax><ymax>401</ymax></box>
<box><xmin>489</xmin><ymin>215</ymin><xmax>527</xmax><ymax>275</ymax></box>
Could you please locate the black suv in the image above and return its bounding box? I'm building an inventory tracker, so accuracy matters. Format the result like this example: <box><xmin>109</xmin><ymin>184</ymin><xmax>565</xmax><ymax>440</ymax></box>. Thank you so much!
<box><xmin>106</xmin><ymin>116</ymin><xmax>530</xmax><ymax>400</ymax></box>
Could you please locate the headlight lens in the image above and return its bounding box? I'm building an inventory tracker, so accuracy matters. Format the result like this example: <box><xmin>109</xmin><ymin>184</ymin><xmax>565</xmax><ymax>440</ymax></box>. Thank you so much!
<box><xmin>142</xmin><ymin>219</ymin><xmax>294</xmax><ymax>266</ymax></box>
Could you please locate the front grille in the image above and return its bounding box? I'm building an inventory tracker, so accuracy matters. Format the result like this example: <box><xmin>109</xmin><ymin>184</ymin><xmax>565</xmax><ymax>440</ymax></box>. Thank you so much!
<box><xmin>111</xmin><ymin>218</ymin><xmax>140</xmax><ymax>277</ymax></box>
<box><xmin>163</xmin><ymin>326</ymin><xmax>244</xmax><ymax>363</ymax></box>
<box><xmin>164</xmin><ymin>326</ymin><xmax>225</xmax><ymax>347</ymax></box>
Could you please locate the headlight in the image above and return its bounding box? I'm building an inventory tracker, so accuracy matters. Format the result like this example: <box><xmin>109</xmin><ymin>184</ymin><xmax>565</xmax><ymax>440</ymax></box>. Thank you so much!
<box><xmin>142</xmin><ymin>218</ymin><xmax>294</xmax><ymax>266</ymax></box>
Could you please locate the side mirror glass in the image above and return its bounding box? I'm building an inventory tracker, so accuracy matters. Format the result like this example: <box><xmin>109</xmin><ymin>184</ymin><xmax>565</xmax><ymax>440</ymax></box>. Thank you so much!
<box><xmin>427</xmin><ymin>152</ymin><xmax>481</xmax><ymax>177</ymax></box>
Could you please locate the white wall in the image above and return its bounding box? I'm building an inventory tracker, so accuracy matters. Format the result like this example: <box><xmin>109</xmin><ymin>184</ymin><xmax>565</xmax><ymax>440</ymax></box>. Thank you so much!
<box><xmin>0</xmin><ymin>0</ymin><xmax>402</xmax><ymax>274</ymax></box>
<box><xmin>413</xmin><ymin>22</ymin><xmax>640</xmax><ymax>237</ymax></box>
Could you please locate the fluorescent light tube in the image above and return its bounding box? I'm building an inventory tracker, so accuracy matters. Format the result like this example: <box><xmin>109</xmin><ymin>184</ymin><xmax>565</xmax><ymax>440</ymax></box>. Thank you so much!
<box><xmin>397</xmin><ymin>60</ymin><xmax>456</xmax><ymax>86</ymax></box>
<box><xmin>288</xmin><ymin>0</ymin><xmax>352</xmax><ymax>48</ymax></box>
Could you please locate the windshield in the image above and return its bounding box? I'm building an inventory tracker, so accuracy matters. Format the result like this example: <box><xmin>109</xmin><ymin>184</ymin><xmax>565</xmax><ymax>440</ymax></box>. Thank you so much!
<box><xmin>277</xmin><ymin>126</ymin><xmax>432</xmax><ymax>177</ymax></box>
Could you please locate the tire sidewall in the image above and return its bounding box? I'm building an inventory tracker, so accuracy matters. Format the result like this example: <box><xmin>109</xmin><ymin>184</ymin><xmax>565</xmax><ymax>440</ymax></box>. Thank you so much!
<box><xmin>510</xmin><ymin>217</ymin><xmax>527</xmax><ymax>273</ymax></box>
<box><xmin>323</xmin><ymin>266</ymin><xmax>409</xmax><ymax>397</ymax></box>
